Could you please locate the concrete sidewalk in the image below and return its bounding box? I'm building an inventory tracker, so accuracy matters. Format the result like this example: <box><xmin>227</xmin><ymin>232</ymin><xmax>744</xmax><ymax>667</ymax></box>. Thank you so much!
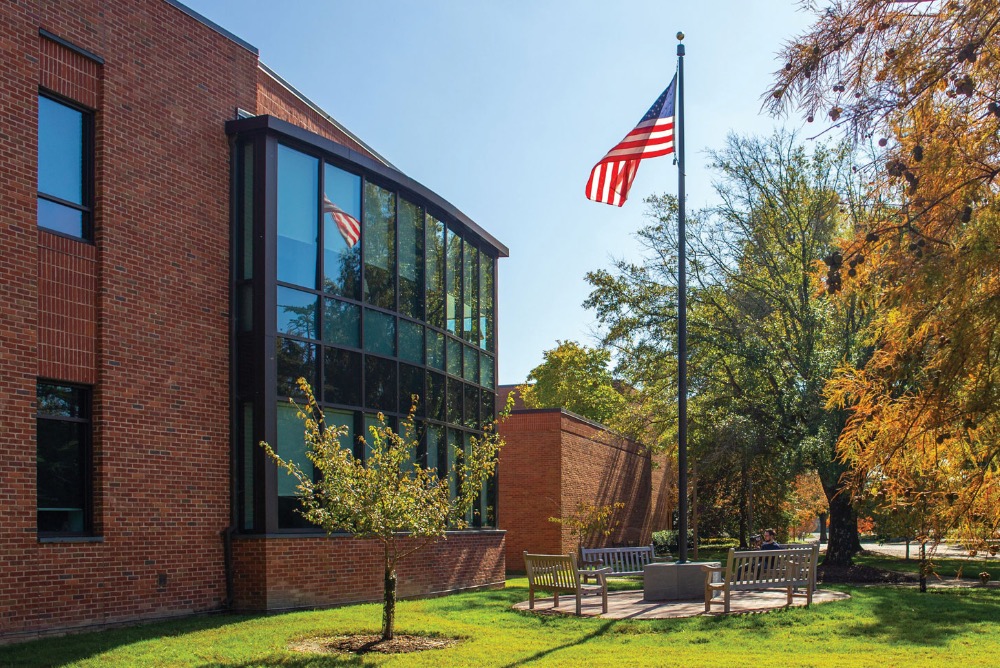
<box><xmin>513</xmin><ymin>588</ymin><xmax>850</xmax><ymax>619</ymax></box>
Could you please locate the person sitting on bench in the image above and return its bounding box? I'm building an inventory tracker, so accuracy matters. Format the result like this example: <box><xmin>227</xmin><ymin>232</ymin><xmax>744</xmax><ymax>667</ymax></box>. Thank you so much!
<box><xmin>761</xmin><ymin>529</ymin><xmax>782</xmax><ymax>550</ymax></box>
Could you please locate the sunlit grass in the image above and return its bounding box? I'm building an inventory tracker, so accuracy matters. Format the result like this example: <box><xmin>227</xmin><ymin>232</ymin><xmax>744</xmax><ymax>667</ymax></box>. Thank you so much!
<box><xmin>1</xmin><ymin>576</ymin><xmax>997</xmax><ymax>667</ymax></box>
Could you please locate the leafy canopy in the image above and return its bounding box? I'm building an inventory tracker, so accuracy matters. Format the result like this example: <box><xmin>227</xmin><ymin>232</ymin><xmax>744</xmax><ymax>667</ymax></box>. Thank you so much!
<box><xmin>519</xmin><ymin>340</ymin><xmax>626</xmax><ymax>425</ymax></box>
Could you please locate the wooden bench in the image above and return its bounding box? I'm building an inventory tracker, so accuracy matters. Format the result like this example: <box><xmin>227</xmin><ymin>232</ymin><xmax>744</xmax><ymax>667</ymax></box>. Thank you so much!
<box><xmin>524</xmin><ymin>552</ymin><xmax>611</xmax><ymax>615</ymax></box>
<box><xmin>702</xmin><ymin>543</ymin><xmax>819</xmax><ymax>613</ymax></box>
<box><xmin>580</xmin><ymin>544</ymin><xmax>665</xmax><ymax>577</ymax></box>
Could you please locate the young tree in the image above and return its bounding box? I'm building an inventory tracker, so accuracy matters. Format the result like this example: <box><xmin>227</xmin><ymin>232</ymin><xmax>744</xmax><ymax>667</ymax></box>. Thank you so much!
<box><xmin>770</xmin><ymin>0</ymin><xmax>1000</xmax><ymax>548</ymax></box>
<box><xmin>262</xmin><ymin>379</ymin><xmax>508</xmax><ymax>641</ymax></box>
<box><xmin>549</xmin><ymin>500</ymin><xmax>626</xmax><ymax>554</ymax></box>
<box><xmin>518</xmin><ymin>340</ymin><xmax>626</xmax><ymax>426</ymax></box>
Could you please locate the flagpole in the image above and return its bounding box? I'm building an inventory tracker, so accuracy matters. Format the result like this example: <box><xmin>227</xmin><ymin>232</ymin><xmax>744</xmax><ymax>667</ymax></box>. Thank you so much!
<box><xmin>675</xmin><ymin>32</ymin><xmax>688</xmax><ymax>564</ymax></box>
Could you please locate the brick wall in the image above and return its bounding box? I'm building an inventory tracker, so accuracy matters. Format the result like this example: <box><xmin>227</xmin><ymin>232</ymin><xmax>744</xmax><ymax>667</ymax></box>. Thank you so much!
<box><xmin>498</xmin><ymin>409</ymin><xmax>674</xmax><ymax>571</ymax></box>
<box><xmin>497</xmin><ymin>411</ymin><xmax>562</xmax><ymax>571</ymax></box>
<box><xmin>1</xmin><ymin>0</ymin><xmax>259</xmax><ymax>642</ymax></box>
<box><xmin>1</xmin><ymin>0</ymin><xmax>506</xmax><ymax>642</ymax></box>
<box><xmin>231</xmin><ymin>532</ymin><xmax>505</xmax><ymax>612</ymax></box>
<box><xmin>256</xmin><ymin>68</ymin><xmax>380</xmax><ymax>161</ymax></box>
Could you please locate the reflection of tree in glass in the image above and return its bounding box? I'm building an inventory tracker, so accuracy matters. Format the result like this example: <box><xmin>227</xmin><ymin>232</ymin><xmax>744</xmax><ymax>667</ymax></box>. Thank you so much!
<box><xmin>364</xmin><ymin>184</ymin><xmax>395</xmax><ymax>309</ymax></box>
<box><xmin>278</xmin><ymin>302</ymin><xmax>316</xmax><ymax>339</ymax></box>
<box><xmin>323</xmin><ymin>244</ymin><xmax>361</xmax><ymax>300</ymax></box>
<box><xmin>445</xmin><ymin>231</ymin><xmax>462</xmax><ymax>334</ymax></box>
<box><xmin>425</xmin><ymin>217</ymin><xmax>446</xmax><ymax>329</ymax></box>
<box><xmin>479</xmin><ymin>254</ymin><xmax>494</xmax><ymax>350</ymax></box>
<box><xmin>276</xmin><ymin>338</ymin><xmax>313</xmax><ymax>398</ymax></box>
<box><xmin>399</xmin><ymin>200</ymin><xmax>424</xmax><ymax>319</ymax></box>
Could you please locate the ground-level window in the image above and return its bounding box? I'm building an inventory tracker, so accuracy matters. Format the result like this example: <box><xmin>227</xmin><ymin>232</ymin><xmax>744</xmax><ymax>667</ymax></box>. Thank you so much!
<box><xmin>36</xmin><ymin>382</ymin><xmax>92</xmax><ymax>535</ymax></box>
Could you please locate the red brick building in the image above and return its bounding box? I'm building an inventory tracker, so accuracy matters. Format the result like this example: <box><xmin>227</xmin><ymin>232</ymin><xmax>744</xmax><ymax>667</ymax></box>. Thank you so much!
<box><xmin>1</xmin><ymin>0</ymin><xmax>506</xmax><ymax>642</ymax></box>
<box><xmin>497</xmin><ymin>391</ymin><xmax>675</xmax><ymax>572</ymax></box>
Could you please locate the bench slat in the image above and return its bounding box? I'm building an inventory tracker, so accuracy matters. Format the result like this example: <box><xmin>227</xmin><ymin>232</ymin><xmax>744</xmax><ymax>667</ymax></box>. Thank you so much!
<box><xmin>580</xmin><ymin>544</ymin><xmax>658</xmax><ymax>577</ymax></box>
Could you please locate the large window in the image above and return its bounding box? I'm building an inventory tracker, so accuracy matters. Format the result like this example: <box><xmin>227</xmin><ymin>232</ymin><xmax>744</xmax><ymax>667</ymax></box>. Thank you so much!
<box><xmin>363</xmin><ymin>182</ymin><xmax>396</xmax><ymax>309</ymax></box>
<box><xmin>277</xmin><ymin>145</ymin><xmax>319</xmax><ymax>288</ymax></box>
<box><xmin>238</xmin><ymin>136</ymin><xmax>502</xmax><ymax>531</ymax></box>
<box><xmin>37</xmin><ymin>382</ymin><xmax>92</xmax><ymax>535</ymax></box>
<box><xmin>37</xmin><ymin>93</ymin><xmax>92</xmax><ymax>240</ymax></box>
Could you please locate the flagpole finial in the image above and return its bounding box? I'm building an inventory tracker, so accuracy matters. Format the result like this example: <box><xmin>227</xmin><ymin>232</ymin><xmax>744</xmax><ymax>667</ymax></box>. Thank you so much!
<box><xmin>676</xmin><ymin>32</ymin><xmax>685</xmax><ymax>56</ymax></box>
<box><xmin>676</xmin><ymin>31</ymin><xmax>684</xmax><ymax>41</ymax></box>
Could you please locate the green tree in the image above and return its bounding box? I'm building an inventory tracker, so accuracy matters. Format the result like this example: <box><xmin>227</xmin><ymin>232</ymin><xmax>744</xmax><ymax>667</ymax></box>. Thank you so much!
<box><xmin>586</xmin><ymin>132</ymin><xmax>873</xmax><ymax>564</ymax></box>
<box><xmin>518</xmin><ymin>340</ymin><xmax>626</xmax><ymax>426</ymax></box>
<box><xmin>262</xmin><ymin>379</ymin><xmax>509</xmax><ymax>641</ymax></box>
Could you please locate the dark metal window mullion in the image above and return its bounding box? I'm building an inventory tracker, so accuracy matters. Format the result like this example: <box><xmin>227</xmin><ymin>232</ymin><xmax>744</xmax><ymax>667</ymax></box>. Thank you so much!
<box><xmin>36</xmin><ymin>385</ymin><xmax>93</xmax><ymax>537</ymax></box>
<box><xmin>317</xmin><ymin>160</ymin><xmax>326</xmax><ymax>404</ymax></box>
<box><xmin>358</xmin><ymin>174</ymin><xmax>367</xmax><ymax>462</ymax></box>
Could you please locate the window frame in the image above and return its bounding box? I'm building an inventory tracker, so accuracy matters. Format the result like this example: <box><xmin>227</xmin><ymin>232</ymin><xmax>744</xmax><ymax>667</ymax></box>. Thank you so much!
<box><xmin>37</xmin><ymin>89</ymin><xmax>95</xmax><ymax>243</ymax></box>
<box><xmin>36</xmin><ymin>380</ymin><xmax>94</xmax><ymax>538</ymax></box>
<box><xmin>229</xmin><ymin>120</ymin><xmax>505</xmax><ymax>534</ymax></box>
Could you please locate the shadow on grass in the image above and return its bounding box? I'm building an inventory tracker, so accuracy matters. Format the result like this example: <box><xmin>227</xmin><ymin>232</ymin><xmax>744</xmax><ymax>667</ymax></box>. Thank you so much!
<box><xmin>841</xmin><ymin>587</ymin><xmax>1000</xmax><ymax>646</ymax></box>
<box><xmin>198</xmin><ymin>655</ymin><xmax>370</xmax><ymax>668</ymax></box>
<box><xmin>500</xmin><ymin>619</ymin><xmax>618</xmax><ymax>667</ymax></box>
<box><xmin>0</xmin><ymin>613</ymin><xmax>261</xmax><ymax>668</ymax></box>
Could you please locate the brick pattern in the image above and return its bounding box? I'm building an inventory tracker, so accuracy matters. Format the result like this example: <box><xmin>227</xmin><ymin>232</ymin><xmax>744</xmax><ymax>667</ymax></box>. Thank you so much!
<box><xmin>231</xmin><ymin>532</ymin><xmax>506</xmax><ymax>612</ymax></box>
<box><xmin>1</xmin><ymin>0</ymin><xmax>259</xmax><ymax>642</ymax></box>
<box><xmin>497</xmin><ymin>411</ymin><xmax>563</xmax><ymax>571</ymax></box>
<box><xmin>498</xmin><ymin>410</ymin><xmax>674</xmax><ymax>571</ymax></box>
<box><xmin>38</xmin><ymin>231</ymin><xmax>97</xmax><ymax>384</ymax></box>
<box><xmin>256</xmin><ymin>69</ymin><xmax>381</xmax><ymax>161</ymax></box>
<box><xmin>39</xmin><ymin>36</ymin><xmax>100</xmax><ymax>108</ymax></box>
<box><xmin>1</xmin><ymin>0</ymin><xmax>506</xmax><ymax>642</ymax></box>
<box><xmin>0</xmin><ymin>0</ymin><xmax>44</xmax><ymax>637</ymax></box>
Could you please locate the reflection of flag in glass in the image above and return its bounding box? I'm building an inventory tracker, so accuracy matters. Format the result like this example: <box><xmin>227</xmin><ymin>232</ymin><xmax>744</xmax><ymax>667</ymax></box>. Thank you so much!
<box><xmin>586</xmin><ymin>75</ymin><xmax>677</xmax><ymax>207</ymax></box>
<box><xmin>323</xmin><ymin>195</ymin><xmax>361</xmax><ymax>247</ymax></box>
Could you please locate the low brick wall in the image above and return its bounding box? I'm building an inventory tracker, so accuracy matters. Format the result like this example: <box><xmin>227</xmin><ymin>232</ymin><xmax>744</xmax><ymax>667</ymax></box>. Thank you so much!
<box><xmin>231</xmin><ymin>531</ymin><xmax>506</xmax><ymax>612</ymax></box>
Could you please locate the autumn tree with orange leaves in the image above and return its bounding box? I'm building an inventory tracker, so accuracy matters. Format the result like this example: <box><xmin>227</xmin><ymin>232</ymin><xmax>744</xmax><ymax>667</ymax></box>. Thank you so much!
<box><xmin>769</xmin><ymin>0</ymin><xmax>1000</xmax><ymax>553</ymax></box>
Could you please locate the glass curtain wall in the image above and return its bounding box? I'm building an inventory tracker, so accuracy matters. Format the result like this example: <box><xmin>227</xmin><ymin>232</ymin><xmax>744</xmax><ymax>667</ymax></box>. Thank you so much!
<box><xmin>240</xmin><ymin>138</ymin><xmax>499</xmax><ymax>531</ymax></box>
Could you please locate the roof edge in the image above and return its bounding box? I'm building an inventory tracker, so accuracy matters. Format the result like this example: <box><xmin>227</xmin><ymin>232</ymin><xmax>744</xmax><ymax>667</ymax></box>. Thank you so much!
<box><xmin>163</xmin><ymin>0</ymin><xmax>258</xmax><ymax>55</ymax></box>
<box><xmin>258</xmin><ymin>62</ymin><xmax>396</xmax><ymax>171</ymax></box>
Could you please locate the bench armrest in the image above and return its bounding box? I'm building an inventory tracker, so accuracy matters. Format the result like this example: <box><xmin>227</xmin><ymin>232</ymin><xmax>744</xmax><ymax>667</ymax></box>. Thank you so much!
<box><xmin>700</xmin><ymin>565</ymin><xmax>723</xmax><ymax>574</ymax></box>
<box><xmin>578</xmin><ymin>566</ymin><xmax>611</xmax><ymax>585</ymax></box>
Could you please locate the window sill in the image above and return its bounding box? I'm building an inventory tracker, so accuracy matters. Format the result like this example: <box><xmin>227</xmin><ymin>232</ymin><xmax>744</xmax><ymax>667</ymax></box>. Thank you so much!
<box><xmin>38</xmin><ymin>535</ymin><xmax>104</xmax><ymax>544</ymax></box>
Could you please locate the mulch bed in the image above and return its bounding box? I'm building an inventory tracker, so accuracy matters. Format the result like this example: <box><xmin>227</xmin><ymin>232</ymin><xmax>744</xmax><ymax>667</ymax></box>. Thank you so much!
<box><xmin>289</xmin><ymin>634</ymin><xmax>460</xmax><ymax>655</ymax></box>
<box><xmin>817</xmin><ymin>563</ymin><xmax>917</xmax><ymax>584</ymax></box>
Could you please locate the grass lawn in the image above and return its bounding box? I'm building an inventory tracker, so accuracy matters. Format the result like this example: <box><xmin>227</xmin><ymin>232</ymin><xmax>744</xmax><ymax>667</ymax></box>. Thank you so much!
<box><xmin>2</xmin><ymin>575</ymin><xmax>998</xmax><ymax>668</ymax></box>
<box><xmin>853</xmin><ymin>551</ymin><xmax>998</xmax><ymax>581</ymax></box>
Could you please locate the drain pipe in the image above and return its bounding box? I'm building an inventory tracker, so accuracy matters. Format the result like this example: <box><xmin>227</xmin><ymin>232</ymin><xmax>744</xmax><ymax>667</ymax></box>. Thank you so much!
<box><xmin>222</xmin><ymin>525</ymin><xmax>235</xmax><ymax>610</ymax></box>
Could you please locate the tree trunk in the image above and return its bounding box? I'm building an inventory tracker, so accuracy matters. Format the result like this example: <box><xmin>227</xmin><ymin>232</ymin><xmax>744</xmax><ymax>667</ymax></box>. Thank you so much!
<box><xmin>382</xmin><ymin>559</ymin><xmax>397</xmax><ymax>641</ymax></box>
<box><xmin>692</xmin><ymin>467</ymin><xmax>699</xmax><ymax>560</ymax></box>
<box><xmin>739</xmin><ymin>452</ymin><xmax>750</xmax><ymax>548</ymax></box>
<box><xmin>818</xmin><ymin>512</ymin><xmax>828</xmax><ymax>543</ymax></box>
<box><xmin>824</xmin><ymin>487</ymin><xmax>858</xmax><ymax>567</ymax></box>
<box><xmin>918</xmin><ymin>542</ymin><xmax>928</xmax><ymax>592</ymax></box>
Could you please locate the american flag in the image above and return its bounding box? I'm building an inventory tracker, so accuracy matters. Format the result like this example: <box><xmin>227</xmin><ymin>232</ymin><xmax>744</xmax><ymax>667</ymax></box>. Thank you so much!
<box><xmin>586</xmin><ymin>75</ymin><xmax>677</xmax><ymax>207</ymax></box>
<box><xmin>323</xmin><ymin>194</ymin><xmax>361</xmax><ymax>247</ymax></box>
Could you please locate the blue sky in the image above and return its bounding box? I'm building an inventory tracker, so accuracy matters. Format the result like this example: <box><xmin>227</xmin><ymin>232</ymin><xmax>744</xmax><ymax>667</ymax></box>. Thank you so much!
<box><xmin>182</xmin><ymin>0</ymin><xmax>816</xmax><ymax>385</ymax></box>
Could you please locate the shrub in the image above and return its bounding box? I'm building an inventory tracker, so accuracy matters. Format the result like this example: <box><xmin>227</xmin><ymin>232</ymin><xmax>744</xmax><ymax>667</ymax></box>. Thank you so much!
<box><xmin>652</xmin><ymin>529</ymin><xmax>693</xmax><ymax>555</ymax></box>
<box><xmin>700</xmin><ymin>537</ymin><xmax>740</xmax><ymax>550</ymax></box>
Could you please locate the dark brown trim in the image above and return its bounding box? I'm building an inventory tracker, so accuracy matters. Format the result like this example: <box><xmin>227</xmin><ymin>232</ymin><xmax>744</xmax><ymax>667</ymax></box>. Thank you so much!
<box><xmin>161</xmin><ymin>0</ymin><xmax>258</xmax><ymax>55</ymax></box>
<box><xmin>225</xmin><ymin>115</ymin><xmax>509</xmax><ymax>258</ymax></box>
<box><xmin>38</xmin><ymin>29</ymin><xmax>104</xmax><ymax>65</ymax></box>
